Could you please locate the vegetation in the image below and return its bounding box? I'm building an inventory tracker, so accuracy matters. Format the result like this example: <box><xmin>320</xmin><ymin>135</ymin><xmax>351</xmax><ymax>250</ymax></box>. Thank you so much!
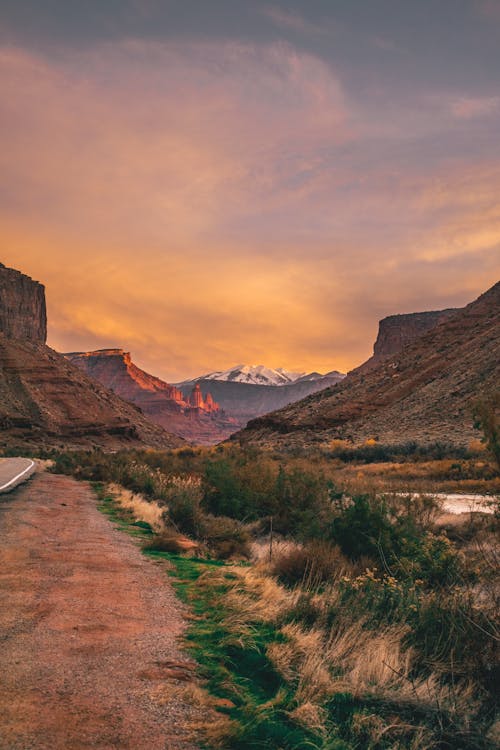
<box><xmin>474</xmin><ymin>391</ymin><xmax>500</xmax><ymax>471</ymax></box>
<box><xmin>48</xmin><ymin>444</ymin><xmax>499</xmax><ymax>749</ymax></box>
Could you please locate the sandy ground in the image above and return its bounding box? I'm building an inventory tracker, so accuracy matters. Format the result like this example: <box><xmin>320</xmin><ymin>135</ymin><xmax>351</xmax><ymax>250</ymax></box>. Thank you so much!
<box><xmin>0</xmin><ymin>472</ymin><xmax>199</xmax><ymax>750</ymax></box>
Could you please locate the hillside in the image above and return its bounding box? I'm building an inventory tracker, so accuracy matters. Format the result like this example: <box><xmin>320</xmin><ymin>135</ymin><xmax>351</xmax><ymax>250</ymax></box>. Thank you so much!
<box><xmin>236</xmin><ymin>282</ymin><xmax>500</xmax><ymax>450</ymax></box>
<box><xmin>0</xmin><ymin>264</ymin><xmax>183</xmax><ymax>450</ymax></box>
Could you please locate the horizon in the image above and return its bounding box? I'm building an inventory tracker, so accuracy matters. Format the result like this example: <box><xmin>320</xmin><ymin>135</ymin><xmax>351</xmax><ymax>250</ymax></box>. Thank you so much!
<box><xmin>1</xmin><ymin>1</ymin><xmax>499</xmax><ymax>382</ymax></box>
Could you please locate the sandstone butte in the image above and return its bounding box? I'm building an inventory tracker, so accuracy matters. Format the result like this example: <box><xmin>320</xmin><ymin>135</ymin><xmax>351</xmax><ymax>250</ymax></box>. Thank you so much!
<box><xmin>64</xmin><ymin>349</ymin><xmax>238</xmax><ymax>445</ymax></box>
<box><xmin>235</xmin><ymin>281</ymin><xmax>500</xmax><ymax>450</ymax></box>
<box><xmin>0</xmin><ymin>263</ymin><xmax>184</xmax><ymax>450</ymax></box>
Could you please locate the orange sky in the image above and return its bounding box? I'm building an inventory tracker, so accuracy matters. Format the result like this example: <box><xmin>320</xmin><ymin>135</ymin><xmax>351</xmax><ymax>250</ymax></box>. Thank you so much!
<box><xmin>1</xmin><ymin>5</ymin><xmax>499</xmax><ymax>381</ymax></box>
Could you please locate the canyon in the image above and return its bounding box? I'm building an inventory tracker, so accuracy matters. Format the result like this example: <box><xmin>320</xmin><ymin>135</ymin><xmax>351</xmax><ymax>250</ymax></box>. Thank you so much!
<box><xmin>65</xmin><ymin>354</ymin><xmax>347</xmax><ymax>444</ymax></box>
<box><xmin>0</xmin><ymin>264</ymin><xmax>183</xmax><ymax>450</ymax></box>
<box><xmin>66</xmin><ymin>349</ymin><xmax>237</xmax><ymax>444</ymax></box>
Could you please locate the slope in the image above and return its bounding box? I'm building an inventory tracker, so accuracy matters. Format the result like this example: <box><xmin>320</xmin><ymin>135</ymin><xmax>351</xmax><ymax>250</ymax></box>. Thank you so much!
<box><xmin>0</xmin><ymin>335</ymin><xmax>183</xmax><ymax>449</ymax></box>
<box><xmin>236</xmin><ymin>282</ymin><xmax>500</xmax><ymax>450</ymax></box>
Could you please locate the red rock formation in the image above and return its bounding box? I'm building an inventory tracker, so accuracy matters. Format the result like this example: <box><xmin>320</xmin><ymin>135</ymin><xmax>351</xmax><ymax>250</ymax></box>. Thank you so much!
<box><xmin>66</xmin><ymin>349</ymin><xmax>188</xmax><ymax>406</ymax></box>
<box><xmin>0</xmin><ymin>263</ymin><xmax>47</xmax><ymax>343</ymax></box>
<box><xmin>354</xmin><ymin>308</ymin><xmax>459</xmax><ymax>374</ymax></box>
<box><xmin>0</xmin><ymin>265</ymin><xmax>183</xmax><ymax>450</ymax></box>
<box><xmin>188</xmin><ymin>383</ymin><xmax>205</xmax><ymax>410</ymax></box>
<box><xmin>204</xmin><ymin>392</ymin><xmax>220</xmax><ymax>413</ymax></box>
<box><xmin>373</xmin><ymin>309</ymin><xmax>459</xmax><ymax>359</ymax></box>
<box><xmin>66</xmin><ymin>350</ymin><xmax>236</xmax><ymax>444</ymax></box>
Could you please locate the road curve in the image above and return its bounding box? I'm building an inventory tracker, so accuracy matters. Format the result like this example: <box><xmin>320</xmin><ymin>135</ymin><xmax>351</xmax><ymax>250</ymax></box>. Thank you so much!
<box><xmin>0</xmin><ymin>457</ymin><xmax>36</xmax><ymax>493</ymax></box>
<box><xmin>0</xmin><ymin>471</ymin><xmax>199</xmax><ymax>749</ymax></box>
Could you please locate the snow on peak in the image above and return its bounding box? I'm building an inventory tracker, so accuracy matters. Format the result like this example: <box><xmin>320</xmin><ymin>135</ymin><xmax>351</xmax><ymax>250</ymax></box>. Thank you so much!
<box><xmin>202</xmin><ymin>364</ymin><xmax>308</xmax><ymax>386</ymax></box>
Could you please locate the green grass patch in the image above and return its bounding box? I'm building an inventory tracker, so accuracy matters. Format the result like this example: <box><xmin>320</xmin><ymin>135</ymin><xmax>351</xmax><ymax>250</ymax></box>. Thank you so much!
<box><xmin>93</xmin><ymin>483</ymin><xmax>348</xmax><ymax>749</ymax></box>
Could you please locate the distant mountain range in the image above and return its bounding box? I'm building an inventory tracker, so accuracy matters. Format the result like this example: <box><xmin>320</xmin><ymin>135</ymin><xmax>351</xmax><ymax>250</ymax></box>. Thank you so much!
<box><xmin>175</xmin><ymin>369</ymin><xmax>346</xmax><ymax>435</ymax></box>
<box><xmin>236</xmin><ymin>281</ymin><xmax>500</xmax><ymax>450</ymax></box>
<box><xmin>176</xmin><ymin>364</ymin><xmax>344</xmax><ymax>387</ymax></box>
<box><xmin>65</xmin><ymin>355</ymin><xmax>345</xmax><ymax>444</ymax></box>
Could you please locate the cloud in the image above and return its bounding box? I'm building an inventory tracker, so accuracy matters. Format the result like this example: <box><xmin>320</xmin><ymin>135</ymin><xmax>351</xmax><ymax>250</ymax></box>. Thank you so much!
<box><xmin>0</xmin><ymin>39</ymin><xmax>499</xmax><ymax>381</ymax></box>
<box><xmin>260</xmin><ymin>6</ymin><xmax>329</xmax><ymax>36</ymax></box>
<box><xmin>450</xmin><ymin>95</ymin><xmax>500</xmax><ymax>119</ymax></box>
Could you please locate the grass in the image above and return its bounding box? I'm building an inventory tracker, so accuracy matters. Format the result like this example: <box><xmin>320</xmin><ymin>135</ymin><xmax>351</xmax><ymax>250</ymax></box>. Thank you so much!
<box><xmin>94</xmin><ymin>483</ymin><xmax>336</xmax><ymax>749</ymax></box>
<box><xmin>60</xmin><ymin>449</ymin><xmax>498</xmax><ymax>750</ymax></box>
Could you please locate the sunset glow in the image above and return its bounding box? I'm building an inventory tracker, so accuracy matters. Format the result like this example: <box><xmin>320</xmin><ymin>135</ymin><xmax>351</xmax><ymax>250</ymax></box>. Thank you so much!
<box><xmin>1</xmin><ymin>1</ymin><xmax>499</xmax><ymax>381</ymax></box>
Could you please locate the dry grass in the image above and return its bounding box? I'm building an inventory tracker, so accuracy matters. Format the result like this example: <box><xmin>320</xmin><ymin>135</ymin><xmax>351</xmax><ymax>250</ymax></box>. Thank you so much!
<box><xmin>151</xmin><ymin>682</ymin><xmax>239</xmax><ymax>748</ymax></box>
<box><xmin>108</xmin><ymin>482</ymin><xmax>165</xmax><ymax>532</ymax></box>
<box><xmin>287</xmin><ymin>700</ymin><xmax>328</xmax><ymax>733</ymax></box>
<box><xmin>223</xmin><ymin>565</ymin><xmax>298</xmax><ymax>632</ymax></box>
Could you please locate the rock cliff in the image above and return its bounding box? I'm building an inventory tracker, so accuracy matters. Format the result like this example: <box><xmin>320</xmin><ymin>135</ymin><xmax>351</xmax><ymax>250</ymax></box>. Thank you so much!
<box><xmin>354</xmin><ymin>308</ymin><xmax>459</xmax><ymax>373</ymax></box>
<box><xmin>0</xmin><ymin>264</ymin><xmax>183</xmax><ymax>450</ymax></box>
<box><xmin>65</xmin><ymin>350</ymin><xmax>232</xmax><ymax>445</ymax></box>
<box><xmin>0</xmin><ymin>263</ymin><xmax>47</xmax><ymax>343</ymax></box>
<box><xmin>373</xmin><ymin>309</ymin><xmax>459</xmax><ymax>358</ymax></box>
<box><xmin>236</xmin><ymin>282</ymin><xmax>500</xmax><ymax>449</ymax></box>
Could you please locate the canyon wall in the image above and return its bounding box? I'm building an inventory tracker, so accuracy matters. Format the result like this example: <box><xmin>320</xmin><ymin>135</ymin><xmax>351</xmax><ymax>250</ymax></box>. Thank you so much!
<box><xmin>373</xmin><ymin>309</ymin><xmax>459</xmax><ymax>359</ymax></box>
<box><xmin>0</xmin><ymin>263</ymin><xmax>47</xmax><ymax>343</ymax></box>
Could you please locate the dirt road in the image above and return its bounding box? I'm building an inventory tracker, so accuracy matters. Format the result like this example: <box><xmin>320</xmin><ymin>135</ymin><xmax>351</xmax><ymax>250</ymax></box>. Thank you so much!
<box><xmin>0</xmin><ymin>458</ymin><xmax>36</xmax><ymax>493</ymax></box>
<box><xmin>0</xmin><ymin>472</ymin><xmax>199</xmax><ymax>750</ymax></box>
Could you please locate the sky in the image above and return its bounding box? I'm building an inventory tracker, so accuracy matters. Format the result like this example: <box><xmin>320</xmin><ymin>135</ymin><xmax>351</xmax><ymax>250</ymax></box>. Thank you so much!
<box><xmin>1</xmin><ymin>0</ymin><xmax>499</xmax><ymax>382</ymax></box>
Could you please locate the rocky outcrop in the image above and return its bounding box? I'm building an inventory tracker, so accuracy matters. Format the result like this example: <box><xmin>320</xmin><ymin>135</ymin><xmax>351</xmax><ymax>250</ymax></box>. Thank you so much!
<box><xmin>236</xmin><ymin>282</ymin><xmax>500</xmax><ymax>449</ymax></box>
<box><xmin>374</xmin><ymin>309</ymin><xmax>459</xmax><ymax>358</ymax></box>
<box><xmin>66</xmin><ymin>349</ymin><xmax>187</xmax><ymax>405</ymax></box>
<box><xmin>354</xmin><ymin>308</ymin><xmax>459</xmax><ymax>374</ymax></box>
<box><xmin>66</xmin><ymin>350</ymin><xmax>231</xmax><ymax>445</ymax></box>
<box><xmin>0</xmin><ymin>263</ymin><xmax>47</xmax><ymax>343</ymax></box>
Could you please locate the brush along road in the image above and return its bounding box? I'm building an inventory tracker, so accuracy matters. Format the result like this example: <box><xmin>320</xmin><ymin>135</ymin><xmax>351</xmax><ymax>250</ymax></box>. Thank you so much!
<box><xmin>0</xmin><ymin>457</ymin><xmax>36</xmax><ymax>493</ymax></box>
<box><xmin>0</xmin><ymin>471</ymin><xmax>199</xmax><ymax>749</ymax></box>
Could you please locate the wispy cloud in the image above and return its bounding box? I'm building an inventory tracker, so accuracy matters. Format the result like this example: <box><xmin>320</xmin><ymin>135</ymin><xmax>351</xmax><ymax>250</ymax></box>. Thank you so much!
<box><xmin>260</xmin><ymin>6</ymin><xmax>329</xmax><ymax>36</ymax></box>
<box><xmin>449</xmin><ymin>95</ymin><xmax>500</xmax><ymax>119</ymax></box>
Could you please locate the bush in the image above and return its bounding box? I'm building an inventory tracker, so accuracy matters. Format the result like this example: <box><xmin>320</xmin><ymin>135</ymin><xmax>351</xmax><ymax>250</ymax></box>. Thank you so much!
<box><xmin>474</xmin><ymin>392</ymin><xmax>500</xmax><ymax>471</ymax></box>
<box><xmin>272</xmin><ymin>541</ymin><xmax>347</xmax><ymax>588</ymax></box>
<box><xmin>273</xmin><ymin>467</ymin><xmax>334</xmax><ymax>538</ymax></box>
<box><xmin>199</xmin><ymin>514</ymin><xmax>251</xmax><ymax>559</ymax></box>
<box><xmin>327</xmin><ymin>441</ymin><xmax>473</xmax><ymax>464</ymax></box>
<box><xmin>202</xmin><ymin>455</ymin><xmax>276</xmax><ymax>520</ymax></box>
<box><xmin>329</xmin><ymin>495</ymin><xmax>400</xmax><ymax>562</ymax></box>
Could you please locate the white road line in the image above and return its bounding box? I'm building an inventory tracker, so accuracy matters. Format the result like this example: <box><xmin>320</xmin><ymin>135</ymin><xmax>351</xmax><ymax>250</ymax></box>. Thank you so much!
<box><xmin>0</xmin><ymin>460</ymin><xmax>36</xmax><ymax>492</ymax></box>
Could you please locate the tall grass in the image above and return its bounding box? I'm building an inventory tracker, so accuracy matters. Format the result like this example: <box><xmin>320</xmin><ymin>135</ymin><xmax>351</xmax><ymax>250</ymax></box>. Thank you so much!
<box><xmin>52</xmin><ymin>446</ymin><xmax>499</xmax><ymax>748</ymax></box>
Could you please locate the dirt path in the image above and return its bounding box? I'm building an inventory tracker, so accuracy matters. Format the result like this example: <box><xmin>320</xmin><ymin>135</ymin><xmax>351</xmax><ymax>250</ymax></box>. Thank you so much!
<box><xmin>0</xmin><ymin>472</ymin><xmax>199</xmax><ymax>750</ymax></box>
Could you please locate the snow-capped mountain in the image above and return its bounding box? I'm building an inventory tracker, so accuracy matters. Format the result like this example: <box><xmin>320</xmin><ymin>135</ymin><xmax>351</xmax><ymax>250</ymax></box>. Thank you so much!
<box><xmin>189</xmin><ymin>364</ymin><xmax>307</xmax><ymax>387</ymax></box>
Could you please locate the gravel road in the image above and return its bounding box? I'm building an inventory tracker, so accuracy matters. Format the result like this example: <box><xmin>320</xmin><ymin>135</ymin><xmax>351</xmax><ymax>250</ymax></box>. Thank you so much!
<box><xmin>0</xmin><ymin>472</ymin><xmax>200</xmax><ymax>750</ymax></box>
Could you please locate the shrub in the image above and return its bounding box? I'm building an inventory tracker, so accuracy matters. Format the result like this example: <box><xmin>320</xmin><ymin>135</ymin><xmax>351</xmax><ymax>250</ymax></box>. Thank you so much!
<box><xmin>329</xmin><ymin>495</ymin><xmax>400</xmax><ymax>562</ymax></box>
<box><xmin>164</xmin><ymin>486</ymin><xmax>204</xmax><ymax>538</ymax></box>
<box><xmin>327</xmin><ymin>441</ymin><xmax>473</xmax><ymax>464</ymax></box>
<box><xmin>272</xmin><ymin>541</ymin><xmax>347</xmax><ymax>588</ymax></box>
<box><xmin>474</xmin><ymin>391</ymin><xmax>500</xmax><ymax>471</ymax></box>
<box><xmin>273</xmin><ymin>467</ymin><xmax>334</xmax><ymax>538</ymax></box>
<box><xmin>199</xmin><ymin>514</ymin><xmax>251</xmax><ymax>559</ymax></box>
<box><xmin>202</xmin><ymin>455</ymin><xmax>276</xmax><ymax>520</ymax></box>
